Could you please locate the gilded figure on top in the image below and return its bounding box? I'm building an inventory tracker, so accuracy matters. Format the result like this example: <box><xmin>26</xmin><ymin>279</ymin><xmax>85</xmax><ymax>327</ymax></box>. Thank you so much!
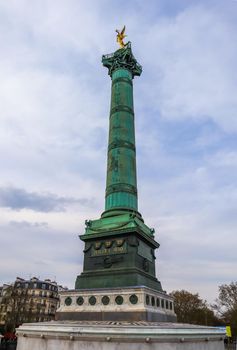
<box><xmin>116</xmin><ymin>25</ymin><xmax>127</xmax><ymax>48</ymax></box>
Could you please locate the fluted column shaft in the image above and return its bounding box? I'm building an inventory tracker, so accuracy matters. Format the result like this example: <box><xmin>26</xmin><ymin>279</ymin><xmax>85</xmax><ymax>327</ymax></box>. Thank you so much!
<box><xmin>104</xmin><ymin>68</ymin><xmax>137</xmax><ymax>215</ymax></box>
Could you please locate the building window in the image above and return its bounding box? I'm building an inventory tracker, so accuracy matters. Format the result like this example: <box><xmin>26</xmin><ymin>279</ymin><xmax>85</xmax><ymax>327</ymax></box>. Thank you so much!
<box><xmin>42</xmin><ymin>284</ymin><xmax>46</xmax><ymax>289</ymax></box>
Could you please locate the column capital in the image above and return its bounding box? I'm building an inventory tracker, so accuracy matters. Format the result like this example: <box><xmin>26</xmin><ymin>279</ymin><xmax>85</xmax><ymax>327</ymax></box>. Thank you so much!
<box><xmin>102</xmin><ymin>42</ymin><xmax>142</xmax><ymax>78</ymax></box>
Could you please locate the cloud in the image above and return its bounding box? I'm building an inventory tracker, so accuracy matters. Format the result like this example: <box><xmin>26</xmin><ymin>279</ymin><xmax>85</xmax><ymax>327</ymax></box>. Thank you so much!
<box><xmin>138</xmin><ymin>143</ymin><xmax>237</xmax><ymax>302</ymax></box>
<box><xmin>0</xmin><ymin>186</ymin><xmax>93</xmax><ymax>212</ymax></box>
<box><xmin>137</xmin><ymin>3</ymin><xmax>237</xmax><ymax>132</ymax></box>
<box><xmin>0</xmin><ymin>221</ymin><xmax>82</xmax><ymax>288</ymax></box>
<box><xmin>0</xmin><ymin>1</ymin><xmax>108</xmax><ymax>203</ymax></box>
<box><xmin>9</xmin><ymin>220</ymin><xmax>48</xmax><ymax>228</ymax></box>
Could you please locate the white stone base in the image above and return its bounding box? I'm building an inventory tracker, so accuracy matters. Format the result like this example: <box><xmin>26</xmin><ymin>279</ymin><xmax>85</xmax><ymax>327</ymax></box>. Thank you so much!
<box><xmin>56</xmin><ymin>286</ymin><xmax>176</xmax><ymax>321</ymax></box>
<box><xmin>16</xmin><ymin>321</ymin><xmax>225</xmax><ymax>350</ymax></box>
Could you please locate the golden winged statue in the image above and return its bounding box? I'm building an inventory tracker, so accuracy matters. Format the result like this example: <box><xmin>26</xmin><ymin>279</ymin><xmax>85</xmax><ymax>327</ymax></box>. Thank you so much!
<box><xmin>116</xmin><ymin>25</ymin><xmax>127</xmax><ymax>48</ymax></box>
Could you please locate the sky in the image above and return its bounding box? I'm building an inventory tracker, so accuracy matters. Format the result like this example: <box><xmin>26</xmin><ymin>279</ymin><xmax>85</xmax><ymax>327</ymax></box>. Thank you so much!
<box><xmin>0</xmin><ymin>0</ymin><xmax>236</xmax><ymax>304</ymax></box>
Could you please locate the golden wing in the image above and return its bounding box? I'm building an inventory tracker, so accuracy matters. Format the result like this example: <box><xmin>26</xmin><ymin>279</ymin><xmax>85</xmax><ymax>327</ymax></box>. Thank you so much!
<box><xmin>121</xmin><ymin>25</ymin><xmax>126</xmax><ymax>36</ymax></box>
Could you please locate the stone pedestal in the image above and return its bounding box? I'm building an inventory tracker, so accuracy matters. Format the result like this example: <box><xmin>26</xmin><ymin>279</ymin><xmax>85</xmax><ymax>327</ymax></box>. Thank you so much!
<box><xmin>56</xmin><ymin>286</ymin><xmax>176</xmax><ymax>322</ymax></box>
<box><xmin>76</xmin><ymin>213</ymin><xmax>163</xmax><ymax>292</ymax></box>
<box><xmin>16</xmin><ymin>321</ymin><xmax>225</xmax><ymax>350</ymax></box>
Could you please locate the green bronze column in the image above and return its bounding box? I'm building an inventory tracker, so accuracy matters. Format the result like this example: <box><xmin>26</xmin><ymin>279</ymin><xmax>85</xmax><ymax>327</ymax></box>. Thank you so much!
<box><xmin>75</xmin><ymin>40</ymin><xmax>162</xmax><ymax>293</ymax></box>
<box><xmin>102</xmin><ymin>43</ymin><xmax>142</xmax><ymax>218</ymax></box>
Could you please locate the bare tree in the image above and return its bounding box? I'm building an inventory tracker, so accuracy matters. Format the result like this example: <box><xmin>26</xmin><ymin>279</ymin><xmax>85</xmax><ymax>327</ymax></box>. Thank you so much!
<box><xmin>1</xmin><ymin>284</ymin><xmax>31</xmax><ymax>331</ymax></box>
<box><xmin>171</xmin><ymin>289</ymin><xmax>222</xmax><ymax>326</ymax></box>
<box><xmin>213</xmin><ymin>282</ymin><xmax>237</xmax><ymax>334</ymax></box>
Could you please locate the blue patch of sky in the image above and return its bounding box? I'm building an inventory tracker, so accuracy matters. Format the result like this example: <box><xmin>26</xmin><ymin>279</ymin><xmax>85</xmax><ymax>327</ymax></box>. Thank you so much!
<box><xmin>157</xmin><ymin>119</ymin><xmax>231</xmax><ymax>155</ymax></box>
<box><xmin>137</xmin><ymin>111</ymin><xmax>237</xmax><ymax>182</ymax></box>
<box><xmin>146</xmin><ymin>0</ymin><xmax>197</xmax><ymax>17</ymax></box>
<box><xmin>111</xmin><ymin>0</ymin><xmax>195</xmax><ymax>20</ymax></box>
<box><xmin>206</xmin><ymin>0</ymin><xmax>237</xmax><ymax>19</ymax></box>
<box><xmin>28</xmin><ymin>45</ymin><xmax>99</xmax><ymax>80</ymax></box>
<box><xmin>140</xmin><ymin>105</ymin><xmax>237</xmax><ymax>156</ymax></box>
<box><xmin>143</xmin><ymin>0</ymin><xmax>237</xmax><ymax>20</ymax></box>
<box><xmin>89</xmin><ymin>127</ymin><xmax>107</xmax><ymax>149</ymax></box>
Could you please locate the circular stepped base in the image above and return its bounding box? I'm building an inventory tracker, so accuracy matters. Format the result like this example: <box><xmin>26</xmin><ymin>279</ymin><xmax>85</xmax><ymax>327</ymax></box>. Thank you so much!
<box><xmin>17</xmin><ymin>320</ymin><xmax>225</xmax><ymax>350</ymax></box>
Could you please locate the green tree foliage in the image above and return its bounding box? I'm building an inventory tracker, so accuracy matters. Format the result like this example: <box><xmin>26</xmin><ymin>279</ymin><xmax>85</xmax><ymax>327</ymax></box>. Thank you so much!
<box><xmin>214</xmin><ymin>282</ymin><xmax>237</xmax><ymax>334</ymax></box>
<box><xmin>171</xmin><ymin>290</ymin><xmax>222</xmax><ymax>326</ymax></box>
